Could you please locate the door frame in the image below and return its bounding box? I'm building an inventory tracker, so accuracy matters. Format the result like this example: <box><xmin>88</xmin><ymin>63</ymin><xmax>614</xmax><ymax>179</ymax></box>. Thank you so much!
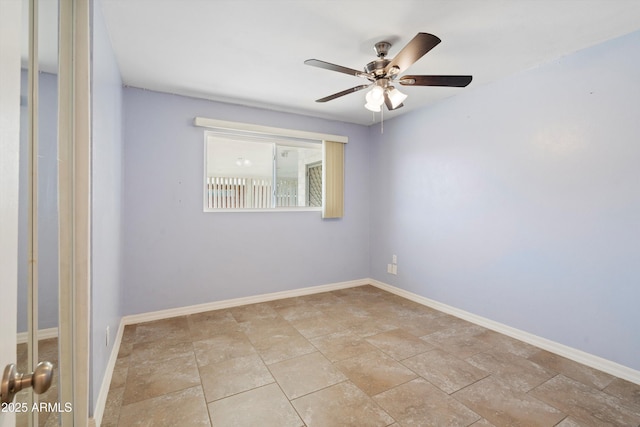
<box><xmin>58</xmin><ymin>0</ymin><xmax>91</xmax><ymax>425</ymax></box>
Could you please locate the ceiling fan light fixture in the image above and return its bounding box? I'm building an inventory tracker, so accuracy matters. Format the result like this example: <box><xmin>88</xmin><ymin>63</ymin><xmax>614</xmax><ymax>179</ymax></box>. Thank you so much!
<box><xmin>365</xmin><ymin>85</ymin><xmax>386</xmax><ymax>111</ymax></box>
<box><xmin>386</xmin><ymin>87</ymin><xmax>408</xmax><ymax>109</ymax></box>
<box><xmin>366</xmin><ymin>85</ymin><xmax>385</xmax><ymax>104</ymax></box>
<box><xmin>365</xmin><ymin>101</ymin><xmax>382</xmax><ymax>112</ymax></box>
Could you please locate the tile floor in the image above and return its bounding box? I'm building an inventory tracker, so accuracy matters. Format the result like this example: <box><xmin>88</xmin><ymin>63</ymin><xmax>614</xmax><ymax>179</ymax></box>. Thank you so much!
<box><xmin>101</xmin><ymin>285</ymin><xmax>640</xmax><ymax>426</ymax></box>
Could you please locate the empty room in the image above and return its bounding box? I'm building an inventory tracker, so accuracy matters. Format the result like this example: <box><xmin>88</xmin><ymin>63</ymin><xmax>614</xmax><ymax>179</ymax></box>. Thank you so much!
<box><xmin>2</xmin><ymin>0</ymin><xmax>639</xmax><ymax>426</ymax></box>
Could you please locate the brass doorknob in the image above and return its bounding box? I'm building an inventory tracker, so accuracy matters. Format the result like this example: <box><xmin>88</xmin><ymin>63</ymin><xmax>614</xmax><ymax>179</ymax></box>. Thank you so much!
<box><xmin>1</xmin><ymin>361</ymin><xmax>54</xmax><ymax>404</ymax></box>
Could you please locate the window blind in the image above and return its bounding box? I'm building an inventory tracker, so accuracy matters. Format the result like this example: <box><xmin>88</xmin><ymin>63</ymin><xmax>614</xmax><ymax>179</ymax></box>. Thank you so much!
<box><xmin>322</xmin><ymin>141</ymin><xmax>344</xmax><ymax>219</ymax></box>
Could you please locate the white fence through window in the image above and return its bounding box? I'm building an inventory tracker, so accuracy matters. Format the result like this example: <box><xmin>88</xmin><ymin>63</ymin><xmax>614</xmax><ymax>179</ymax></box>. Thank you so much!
<box><xmin>276</xmin><ymin>178</ymin><xmax>297</xmax><ymax>207</ymax></box>
<box><xmin>207</xmin><ymin>176</ymin><xmax>298</xmax><ymax>209</ymax></box>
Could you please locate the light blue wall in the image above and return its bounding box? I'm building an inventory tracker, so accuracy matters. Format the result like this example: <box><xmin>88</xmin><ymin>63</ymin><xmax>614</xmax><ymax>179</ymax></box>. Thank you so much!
<box><xmin>121</xmin><ymin>89</ymin><xmax>371</xmax><ymax>315</ymax></box>
<box><xmin>369</xmin><ymin>30</ymin><xmax>640</xmax><ymax>370</ymax></box>
<box><xmin>90</xmin><ymin>0</ymin><xmax>124</xmax><ymax>411</ymax></box>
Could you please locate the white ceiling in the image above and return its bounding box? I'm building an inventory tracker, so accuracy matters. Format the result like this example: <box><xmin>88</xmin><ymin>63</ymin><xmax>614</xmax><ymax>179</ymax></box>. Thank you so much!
<box><xmin>100</xmin><ymin>0</ymin><xmax>640</xmax><ymax>125</ymax></box>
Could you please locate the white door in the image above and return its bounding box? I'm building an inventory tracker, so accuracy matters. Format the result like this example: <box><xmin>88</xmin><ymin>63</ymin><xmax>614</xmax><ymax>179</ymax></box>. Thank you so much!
<box><xmin>0</xmin><ymin>0</ymin><xmax>23</xmax><ymax>425</ymax></box>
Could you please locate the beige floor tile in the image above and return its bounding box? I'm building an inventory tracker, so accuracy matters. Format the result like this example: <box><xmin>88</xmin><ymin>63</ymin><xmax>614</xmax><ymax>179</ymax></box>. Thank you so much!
<box><xmin>299</xmin><ymin>291</ymin><xmax>343</xmax><ymax>307</ymax></box>
<box><xmin>101</xmin><ymin>386</ymin><xmax>124</xmax><ymax>427</ymax></box>
<box><xmin>251</xmin><ymin>331</ymin><xmax>317</xmax><ymax>365</ymax></box>
<box><xmin>230</xmin><ymin>302</ymin><xmax>279</xmax><ymax>322</ymax></box>
<box><xmin>321</xmin><ymin>307</ymin><xmax>374</xmax><ymax>330</ymax></box>
<box><xmin>187</xmin><ymin>309</ymin><xmax>241</xmax><ymax>341</ymax></box>
<box><xmin>109</xmin><ymin>356</ymin><xmax>129</xmax><ymax>389</ymax></box>
<box><xmin>602</xmin><ymin>377</ymin><xmax>640</xmax><ymax>408</ymax></box>
<box><xmin>116</xmin><ymin>325</ymin><xmax>136</xmax><ymax>359</ymax></box>
<box><xmin>377</xmin><ymin>301</ymin><xmax>444</xmax><ymax>323</ymax></box>
<box><xmin>129</xmin><ymin>338</ymin><xmax>193</xmax><ymax>365</ymax></box>
<box><xmin>118</xmin><ymin>341</ymin><xmax>133</xmax><ymax>359</ymax></box>
<box><xmin>268</xmin><ymin>352</ymin><xmax>347</xmax><ymax>399</ymax></box>
<box><xmin>121</xmin><ymin>324</ymin><xmax>137</xmax><ymax>344</ymax></box>
<box><xmin>421</xmin><ymin>325</ymin><xmax>491</xmax><ymax>359</ymax></box>
<box><xmin>133</xmin><ymin>316</ymin><xmax>190</xmax><ymax>345</ymax></box>
<box><xmin>274</xmin><ymin>302</ymin><xmax>323</xmax><ymax>321</ymax></box>
<box><xmin>453</xmin><ymin>376</ymin><xmax>566</xmax><ymax>426</ymax></box>
<box><xmin>292</xmin><ymin>381</ymin><xmax>395</xmax><ymax>427</ymax></box>
<box><xmin>466</xmin><ymin>349</ymin><xmax>556</xmax><ymax>392</ymax></box>
<box><xmin>365</xmin><ymin>328</ymin><xmax>433</xmax><ymax>360</ymax></box>
<box><xmin>530</xmin><ymin>374</ymin><xmax>640</xmax><ymax>426</ymax></box>
<box><xmin>310</xmin><ymin>329</ymin><xmax>379</xmax><ymax>362</ymax></box>
<box><xmin>118</xmin><ymin>386</ymin><xmax>210</xmax><ymax>427</ymax></box>
<box><xmin>374</xmin><ymin>377</ymin><xmax>481</xmax><ymax>426</ymax></box>
<box><xmin>331</xmin><ymin>285</ymin><xmax>383</xmax><ymax>299</ymax></box>
<box><xmin>470</xmin><ymin>418</ymin><xmax>497</xmax><ymax>426</ymax></box>
<box><xmin>402</xmin><ymin>349</ymin><xmax>489</xmax><ymax>394</ymax></box>
<box><xmin>340</xmin><ymin>317</ymin><xmax>399</xmax><ymax>337</ymax></box>
<box><xmin>122</xmin><ymin>352</ymin><xmax>200</xmax><ymax>404</ymax></box>
<box><xmin>555</xmin><ymin>417</ymin><xmax>584</xmax><ymax>426</ymax></box>
<box><xmin>265</xmin><ymin>295</ymin><xmax>307</xmax><ymax>309</ymax></box>
<box><xmin>209</xmin><ymin>383</ymin><xmax>303</xmax><ymax>427</ymax></box>
<box><xmin>401</xmin><ymin>313</ymin><xmax>471</xmax><ymax>337</ymax></box>
<box><xmin>528</xmin><ymin>350</ymin><xmax>615</xmax><ymax>390</ymax></box>
<box><xmin>335</xmin><ymin>349</ymin><xmax>417</xmax><ymax>396</ymax></box>
<box><xmin>199</xmin><ymin>353</ymin><xmax>274</xmax><ymax>402</ymax></box>
<box><xmin>473</xmin><ymin>329</ymin><xmax>540</xmax><ymax>358</ymax></box>
<box><xmin>288</xmin><ymin>312</ymin><xmax>346</xmax><ymax>339</ymax></box>
<box><xmin>238</xmin><ymin>317</ymin><xmax>298</xmax><ymax>343</ymax></box>
<box><xmin>192</xmin><ymin>332</ymin><xmax>256</xmax><ymax>366</ymax></box>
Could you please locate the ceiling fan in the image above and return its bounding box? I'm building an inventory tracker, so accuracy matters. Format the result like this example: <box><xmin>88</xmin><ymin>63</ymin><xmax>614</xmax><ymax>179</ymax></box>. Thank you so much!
<box><xmin>304</xmin><ymin>32</ymin><xmax>472</xmax><ymax>112</ymax></box>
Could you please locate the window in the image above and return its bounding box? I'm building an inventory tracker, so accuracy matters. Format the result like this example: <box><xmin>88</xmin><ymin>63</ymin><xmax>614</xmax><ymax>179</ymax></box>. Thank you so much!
<box><xmin>196</xmin><ymin>118</ymin><xmax>346</xmax><ymax>217</ymax></box>
<box><xmin>205</xmin><ymin>133</ymin><xmax>322</xmax><ymax>210</ymax></box>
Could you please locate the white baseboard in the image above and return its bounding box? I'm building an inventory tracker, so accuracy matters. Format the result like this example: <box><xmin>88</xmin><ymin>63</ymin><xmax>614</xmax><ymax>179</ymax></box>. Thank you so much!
<box><xmin>91</xmin><ymin>278</ymin><xmax>367</xmax><ymax>425</ymax></box>
<box><xmin>16</xmin><ymin>327</ymin><xmax>58</xmax><ymax>344</ymax></box>
<box><xmin>91</xmin><ymin>318</ymin><xmax>125</xmax><ymax>427</ymax></box>
<box><xmin>121</xmin><ymin>278</ymin><xmax>369</xmax><ymax>326</ymax></box>
<box><xmin>370</xmin><ymin>278</ymin><xmax>640</xmax><ymax>385</ymax></box>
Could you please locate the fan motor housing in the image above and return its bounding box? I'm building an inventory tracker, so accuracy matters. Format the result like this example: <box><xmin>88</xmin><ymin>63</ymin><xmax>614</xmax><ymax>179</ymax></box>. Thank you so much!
<box><xmin>365</xmin><ymin>58</ymin><xmax>390</xmax><ymax>77</ymax></box>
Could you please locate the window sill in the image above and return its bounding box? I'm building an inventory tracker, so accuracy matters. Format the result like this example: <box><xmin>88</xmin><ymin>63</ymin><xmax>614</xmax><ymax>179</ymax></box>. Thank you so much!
<box><xmin>203</xmin><ymin>207</ymin><xmax>323</xmax><ymax>213</ymax></box>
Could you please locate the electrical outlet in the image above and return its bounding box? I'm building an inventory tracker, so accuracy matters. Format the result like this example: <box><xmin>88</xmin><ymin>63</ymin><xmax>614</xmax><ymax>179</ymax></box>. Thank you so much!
<box><xmin>391</xmin><ymin>264</ymin><xmax>397</xmax><ymax>275</ymax></box>
<box><xmin>387</xmin><ymin>264</ymin><xmax>393</xmax><ymax>273</ymax></box>
<box><xmin>106</xmin><ymin>326</ymin><xmax>110</xmax><ymax>347</ymax></box>
<box><xmin>392</xmin><ymin>254</ymin><xmax>397</xmax><ymax>264</ymax></box>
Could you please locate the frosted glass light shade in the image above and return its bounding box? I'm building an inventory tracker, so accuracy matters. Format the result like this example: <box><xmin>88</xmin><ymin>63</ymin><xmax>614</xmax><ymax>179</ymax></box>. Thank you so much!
<box><xmin>365</xmin><ymin>85</ymin><xmax>385</xmax><ymax>111</ymax></box>
<box><xmin>368</xmin><ymin>85</ymin><xmax>384</xmax><ymax>104</ymax></box>
<box><xmin>387</xmin><ymin>87</ymin><xmax>407</xmax><ymax>108</ymax></box>
<box><xmin>365</xmin><ymin>102</ymin><xmax>382</xmax><ymax>112</ymax></box>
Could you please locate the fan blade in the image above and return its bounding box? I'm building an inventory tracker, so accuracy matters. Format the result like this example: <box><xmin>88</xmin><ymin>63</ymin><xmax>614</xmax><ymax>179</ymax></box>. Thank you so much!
<box><xmin>316</xmin><ymin>84</ymin><xmax>370</xmax><ymax>103</ymax></box>
<box><xmin>384</xmin><ymin>33</ymin><xmax>441</xmax><ymax>75</ymax></box>
<box><xmin>305</xmin><ymin>59</ymin><xmax>370</xmax><ymax>79</ymax></box>
<box><xmin>399</xmin><ymin>75</ymin><xmax>473</xmax><ymax>87</ymax></box>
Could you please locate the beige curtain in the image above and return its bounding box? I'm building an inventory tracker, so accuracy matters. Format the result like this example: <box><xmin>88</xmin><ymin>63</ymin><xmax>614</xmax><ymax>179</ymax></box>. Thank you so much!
<box><xmin>322</xmin><ymin>140</ymin><xmax>344</xmax><ymax>218</ymax></box>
